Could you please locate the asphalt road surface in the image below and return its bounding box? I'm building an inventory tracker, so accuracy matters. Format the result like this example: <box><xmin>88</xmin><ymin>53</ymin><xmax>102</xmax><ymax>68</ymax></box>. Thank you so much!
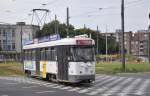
<box><xmin>0</xmin><ymin>74</ymin><xmax>150</xmax><ymax>96</ymax></box>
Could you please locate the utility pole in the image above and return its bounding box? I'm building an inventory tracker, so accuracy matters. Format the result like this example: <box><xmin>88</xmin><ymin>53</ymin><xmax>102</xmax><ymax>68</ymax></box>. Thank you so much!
<box><xmin>66</xmin><ymin>7</ymin><xmax>69</xmax><ymax>38</ymax></box>
<box><xmin>84</xmin><ymin>24</ymin><xmax>86</xmax><ymax>35</ymax></box>
<box><xmin>55</xmin><ymin>14</ymin><xmax>58</xmax><ymax>34</ymax></box>
<box><xmin>121</xmin><ymin>0</ymin><xmax>125</xmax><ymax>71</ymax></box>
<box><xmin>17</xmin><ymin>22</ymin><xmax>25</xmax><ymax>70</ymax></box>
<box><xmin>96</xmin><ymin>25</ymin><xmax>99</xmax><ymax>54</ymax></box>
<box><xmin>84</xmin><ymin>24</ymin><xmax>86</xmax><ymax>29</ymax></box>
<box><xmin>106</xmin><ymin>25</ymin><xmax>108</xmax><ymax>62</ymax></box>
<box><xmin>20</xmin><ymin>25</ymin><xmax>23</xmax><ymax>63</ymax></box>
<box><xmin>148</xmin><ymin>13</ymin><xmax>150</xmax><ymax>63</ymax></box>
<box><xmin>138</xmin><ymin>31</ymin><xmax>140</xmax><ymax>58</ymax></box>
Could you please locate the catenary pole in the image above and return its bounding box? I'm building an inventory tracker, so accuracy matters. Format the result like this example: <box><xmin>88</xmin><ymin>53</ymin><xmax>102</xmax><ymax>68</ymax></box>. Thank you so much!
<box><xmin>106</xmin><ymin>25</ymin><xmax>108</xmax><ymax>62</ymax></box>
<box><xmin>67</xmin><ymin>7</ymin><xmax>69</xmax><ymax>38</ymax></box>
<box><xmin>55</xmin><ymin>14</ymin><xmax>58</xmax><ymax>34</ymax></box>
<box><xmin>96</xmin><ymin>25</ymin><xmax>99</xmax><ymax>54</ymax></box>
<box><xmin>148</xmin><ymin>13</ymin><xmax>150</xmax><ymax>63</ymax></box>
<box><xmin>121</xmin><ymin>0</ymin><xmax>125</xmax><ymax>71</ymax></box>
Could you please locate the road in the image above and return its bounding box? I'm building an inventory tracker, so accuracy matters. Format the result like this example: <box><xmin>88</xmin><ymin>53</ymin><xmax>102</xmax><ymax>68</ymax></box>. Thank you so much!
<box><xmin>0</xmin><ymin>74</ymin><xmax>150</xmax><ymax>96</ymax></box>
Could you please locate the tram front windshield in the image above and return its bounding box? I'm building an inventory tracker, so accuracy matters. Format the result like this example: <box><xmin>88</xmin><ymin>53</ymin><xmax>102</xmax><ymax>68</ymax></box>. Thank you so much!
<box><xmin>71</xmin><ymin>46</ymin><xmax>94</xmax><ymax>62</ymax></box>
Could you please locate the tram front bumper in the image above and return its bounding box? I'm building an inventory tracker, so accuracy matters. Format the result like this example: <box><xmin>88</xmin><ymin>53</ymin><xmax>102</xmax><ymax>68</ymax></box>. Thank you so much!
<box><xmin>69</xmin><ymin>75</ymin><xmax>95</xmax><ymax>83</ymax></box>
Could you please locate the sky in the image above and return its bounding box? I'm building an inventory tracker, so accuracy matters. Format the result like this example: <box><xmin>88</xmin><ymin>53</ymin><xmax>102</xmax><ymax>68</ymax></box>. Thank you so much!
<box><xmin>0</xmin><ymin>0</ymin><xmax>149</xmax><ymax>32</ymax></box>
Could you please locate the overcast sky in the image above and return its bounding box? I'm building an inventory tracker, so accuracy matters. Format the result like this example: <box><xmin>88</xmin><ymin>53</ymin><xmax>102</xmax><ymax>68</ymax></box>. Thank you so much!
<box><xmin>0</xmin><ymin>0</ymin><xmax>149</xmax><ymax>32</ymax></box>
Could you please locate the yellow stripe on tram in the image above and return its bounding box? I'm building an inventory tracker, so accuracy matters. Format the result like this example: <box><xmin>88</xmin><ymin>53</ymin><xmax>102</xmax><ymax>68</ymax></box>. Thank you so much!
<box><xmin>43</xmin><ymin>61</ymin><xmax>47</xmax><ymax>78</ymax></box>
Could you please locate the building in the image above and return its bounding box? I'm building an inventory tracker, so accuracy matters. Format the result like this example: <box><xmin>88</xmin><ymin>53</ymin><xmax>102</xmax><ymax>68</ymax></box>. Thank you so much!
<box><xmin>131</xmin><ymin>30</ymin><xmax>149</xmax><ymax>56</ymax></box>
<box><xmin>115</xmin><ymin>29</ymin><xmax>149</xmax><ymax>57</ymax></box>
<box><xmin>100</xmin><ymin>29</ymin><xmax>149</xmax><ymax>58</ymax></box>
<box><xmin>0</xmin><ymin>22</ymin><xmax>40</xmax><ymax>60</ymax></box>
<box><xmin>115</xmin><ymin>30</ymin><xmax>133</xmax><ymax>54</ymax></box>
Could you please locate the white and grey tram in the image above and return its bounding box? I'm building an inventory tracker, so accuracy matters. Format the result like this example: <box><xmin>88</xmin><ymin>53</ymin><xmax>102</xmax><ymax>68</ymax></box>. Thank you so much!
<box><xmin>23</xmin><ymin>35</ymin><xmax>96</xmax><ymax>83</ymax></box>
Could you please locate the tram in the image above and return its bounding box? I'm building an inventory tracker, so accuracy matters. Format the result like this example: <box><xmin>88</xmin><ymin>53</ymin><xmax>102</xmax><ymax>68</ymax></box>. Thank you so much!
<box><xmin>23</xmin><ymin>35</ymin><xmax>96</xmax><ymax>83</ymax></box>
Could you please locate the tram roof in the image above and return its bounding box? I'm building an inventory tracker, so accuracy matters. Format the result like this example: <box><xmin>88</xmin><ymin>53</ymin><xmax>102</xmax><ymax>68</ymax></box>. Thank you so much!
<box><xmin>23</xmin><ymin>37</ymin><xmax>95</xmax><ymax>50</ymax></box>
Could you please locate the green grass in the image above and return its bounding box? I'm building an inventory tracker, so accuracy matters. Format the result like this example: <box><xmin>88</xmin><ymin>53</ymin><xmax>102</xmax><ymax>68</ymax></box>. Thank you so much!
<box><xmin>0</xmin><ymin>61</ymin><xmax>24</xmax><ymax>76</ymax></box>
<box><xmin>0</xmin><ymin>61</ymin><xmax>150</xmax><ymax>76</ymax></box>
<box><xmin>96</xmin><ymin>62</ymin><xmax>150</xmax><ymax>74</ymax></box>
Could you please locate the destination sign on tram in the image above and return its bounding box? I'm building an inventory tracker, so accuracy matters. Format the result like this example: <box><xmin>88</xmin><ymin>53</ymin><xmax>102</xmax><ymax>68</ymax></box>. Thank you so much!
<box><xmin>76</xmin><ymin>40</ymin><xmax>92</xmax><ymax>45</ymax></box>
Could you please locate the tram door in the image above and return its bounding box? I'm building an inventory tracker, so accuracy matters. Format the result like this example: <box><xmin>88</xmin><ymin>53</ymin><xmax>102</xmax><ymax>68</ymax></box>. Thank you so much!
<box><xmin>57</xmin><ymin>46</ymin><xmax>69</xmax><ymax>80</ymax></box>
<box><xmin>35</xmin><ymin>49</ymin><xmax>40</xmax><ymax>75</ymax></box>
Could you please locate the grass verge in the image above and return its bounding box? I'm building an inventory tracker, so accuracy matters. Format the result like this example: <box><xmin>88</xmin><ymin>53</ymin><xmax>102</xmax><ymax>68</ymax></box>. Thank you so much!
<box><xmin>96</xmin><ymin>62</ymin><xmax>150</xmax><ymax>74</ymax></box>
<box><xmin>0</xmin><ymin>61</ymin><xmax>150</xmax><ymax>76</ymax></box>
<box><xmin>0</xmin><ymin>61</ymin><xmax>24</xmax><ymax>76</ymax></box>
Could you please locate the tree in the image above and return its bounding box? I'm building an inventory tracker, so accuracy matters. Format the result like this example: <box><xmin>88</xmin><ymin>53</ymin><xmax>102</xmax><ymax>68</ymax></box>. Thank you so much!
<box><xmin>37</xmin><ymin>20</ymin><xmax>74</xmax><ymax>38</ymax></box>
<box><xmin>39</xmin><ymin>20</ymin><xmax>119</xmax><ymax>54</ymax></box>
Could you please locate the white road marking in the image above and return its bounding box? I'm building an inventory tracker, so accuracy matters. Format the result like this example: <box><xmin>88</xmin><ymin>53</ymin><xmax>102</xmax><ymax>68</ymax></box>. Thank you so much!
<box><xmin>95</xmin><ymin>75</ymin><xmax>106</xmax><ymax>80</ymax></box>
<box><xmin>1</xmin><ymin>75</ymin><xmax>150</xmax><ymax>96</ymax></box>
<box><xmin>134</xmin><ymin>80</ymin><xmax>150</xmax><ymax>95</ymax></box>
<box><xmin>78</xmin><ymin>76</ymin><xmax>119</xmax><ymax>94</ymax></box>
<box><xmin>51</xmin><ymin>85</ymin><xmax>64</xmax><ymax>88</ymax></box>
<box><xmin>35</xmin><ymin>91</ymin><xmax>55</xmax><ymax>94</ymax></box>
<box><xmin>94</xmin><ymin>76</ymin><xmax>118</xmax><ymax>87</ymax></box>
<box><xmin>1</xmin><ymin>95</ymin><xmax>8</xmax><ymax>96</ymax></box>
<box><xmin>5</xmin><ymin>83</ymin><xmax>18</xmax><ymax>85</ymax></box>
<box><xmin>87</xmin><ymin>88</ymin><xmax>107</xmax><ymax>95</ymax></box>
<box><xmin>46</xmin><ymin>84</ymin><xmax>58</xmax><ymax>87</ymax></box>
<box><xmin>95</xmin><ymin>76</ymin><xmax>111</xmax><ymax>83</ymax></box>
<box><xmin>68</xmin><ymin>87</ymin><xmax>81</xmax><ymax>91</ymax></box>
<box><xmin>60</xmin><ymin>86</ymin><xmax>73</xmax><ymax>90</ymax></box>
<box><xmin>78</xmin><ymin>88</ymin><xmax>93</xmax><ymax>93</ymax></box>
<box><xmin>22</xmin><ymin>86</ymin><xmax>39</xmax><ymax>88</ymax></box>
<box><xmin>87</xmin><ymin>77</ymin><xmax>125</xmax><ymax>95</ymax></box>
<box><xmin>103</xmin><ymin>78</ymin><xmax>133</xmax><ymax>95</ymax></box>
<box><xmin>117</xmin><ymin>78</ymin><xmax>142</xmax><ymax>96</ymax></box>
<box><xmin>104</xmin><ymin>77</ymin><xmax>126</xmax><ymax>87</ymax></box>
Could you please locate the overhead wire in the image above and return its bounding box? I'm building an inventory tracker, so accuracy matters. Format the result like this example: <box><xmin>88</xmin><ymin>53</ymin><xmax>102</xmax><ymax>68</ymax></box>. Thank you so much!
<box><xmin>70</xmin><ymin>0</ymin><xmax>145</xmax><ymax>19</ymax></box>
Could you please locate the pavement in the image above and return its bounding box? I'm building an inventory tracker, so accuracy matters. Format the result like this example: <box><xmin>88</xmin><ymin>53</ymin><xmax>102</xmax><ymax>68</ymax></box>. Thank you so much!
<box><xmin>0</xmin><ymin>74</ymin><xmax>150</xmax><ymax>96</ymax></box>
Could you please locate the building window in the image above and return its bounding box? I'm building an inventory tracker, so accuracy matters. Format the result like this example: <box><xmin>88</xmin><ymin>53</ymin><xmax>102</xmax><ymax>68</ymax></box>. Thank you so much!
<box><xmin>7</xmin><ymin>45</ymin><xmax>11</xmax><ymax>51</ymax></box>
<box><xmin>3</xmin><ymin>29</ymin><xmax>6</xmax><ymax>36</ymax></box>
<box><xmin>12</xmin><ymin>43</ymin><xmax>15</xmax><ymax>50</ymax></box>
<box><xmin>140</xmin><ymin>41</ymin><xmax>143</xmax><ymax>43</ymax></box>
<box><xmin>12</xmin><ymin>29</ymin><xmax>15</xmax><ymax>37</ymax></box>
<box><xmin>3</xmin><ymin>45</ymin><xmax>7</xmax><ymax>50</ymax></box>
<box><xmin>3</xmin><ymin>40</ymin><xmax>6</xmax><ymax>44</ymax></box>
<box><xmin>131</xmin><ymin>41</ymin><xmax>134</xmax><ymax>44</ymax></box>
<box><xmin>0</xmin><ymin>29</ymin><xmax>1</xmax><ymax>35</ymax></box>
<box><xmin>140</xmin><ymin>49</ymin><xmax>143</xmax><ymax>52</ymax></box>
<box><xmin>140</xmin><ymin>45</ymin><xmax>144</xmax><ymax>48</ymax></box>
<box><xmin>144</xmin><ymin>34</ymin><xmax>147</xmax><ymax>37</ymax></box>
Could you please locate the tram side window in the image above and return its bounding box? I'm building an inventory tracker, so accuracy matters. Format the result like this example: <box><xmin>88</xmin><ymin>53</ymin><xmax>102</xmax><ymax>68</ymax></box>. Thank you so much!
<box><xmin>40</xmin><ymin>49</ymin><xmax>45</xmax><ymax>61</ymax></box>
<box><xmin>45</xmin><ymin>48</ymin><xmax>51</xmax><ymax>60</ymax></box>
<box><xmin>24</xmin><ymin>51</ymin><xmax>28</xmax><ymax>60</ymax></box>
<box><xmin>26</xmin><ymin>51</ymin><xmax>30</xmax><ymax>60</ymax></box>
<box><xmin>51</xmin><ymin>47</ymin><xmax>56</xmax><ymax>61</ymax></box>
<box><xmin>28</xmin><ymin>50</ymin><xmax>32</xmax><ymax>60</ymax></box>
<box><xmin>26</xmin><ymin>51</ymin><xmax>29</xmax><ymax>60</ymax></box>
<box><xmin>32</xmin><ymin>50</ymin><xmax>36</xmax><ymax>60</ymax></box>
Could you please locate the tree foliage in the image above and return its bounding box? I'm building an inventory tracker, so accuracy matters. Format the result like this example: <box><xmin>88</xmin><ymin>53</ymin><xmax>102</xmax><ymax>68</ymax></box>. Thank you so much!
<box><xmin>38</xmin><ymin>20</ymin><xmax>119</xmax><ymax>54</ymax></box>
<box><xmin>37</xmin><ymin>20</ymin><xmax>74</xmax><ymax>38</ymax></box>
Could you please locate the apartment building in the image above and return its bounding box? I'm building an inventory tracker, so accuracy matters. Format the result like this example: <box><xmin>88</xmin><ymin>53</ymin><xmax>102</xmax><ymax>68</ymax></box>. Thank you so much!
<box><xmin>115</xmin><ymin>30</ymin><xmax>133</xmax><ymax>54</ymax></box>
<box><xmin>131</xmin><ymin>30</ymin><xmax>149</xmax><ymax>56</ymax></box>
<box><xmin>0</xmin><ymin>22</ymin><xmax>40</xmax><ymax>60</ymax></box>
